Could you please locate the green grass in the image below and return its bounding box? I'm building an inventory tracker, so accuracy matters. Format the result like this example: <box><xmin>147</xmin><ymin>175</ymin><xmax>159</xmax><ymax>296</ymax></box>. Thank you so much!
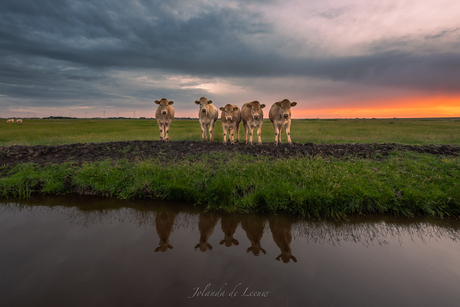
<box><xmin>1</xmin><ymin>152</ymin><xmax>459</xmax><ymax>218</ymax></box>
<box><xmin>1</xmin><ymin>118</ymin><xmax>460</xmax><ymax>146</ymax></box>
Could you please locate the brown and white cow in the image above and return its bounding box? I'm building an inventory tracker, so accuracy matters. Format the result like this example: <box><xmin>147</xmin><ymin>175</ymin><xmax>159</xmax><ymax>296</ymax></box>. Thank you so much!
<box><xmin>219</xmin><ymin>214</ymin><xmax>240</xmax><ymax>247</ymax></box>
<box><xmin>6</xmin><ymin>119</ymin><xmax>14</xmax><ymax>123</ymax></box>
<box><xmin>155</xmin><ymin>98</ymin><xmax>175</xmax><ymax>141</ymax></box>
<box><xmin>195</xmin><ymin>96</ymin><xmax>219</xmax><ymax>142</ymax></box>
<box><xmin>219</xmin><ymin>104</ymin><xmax>241</xmax><ymax>145</ymax></box>
<box><xmin>241</xmin><ymin>101</ymin><xmax>266</xmax><ymax>145</ymax></box>
<box><xmin>269</xmin><ymin>99</ymin><xmax>297</xmax><ymax>145</ymax></box>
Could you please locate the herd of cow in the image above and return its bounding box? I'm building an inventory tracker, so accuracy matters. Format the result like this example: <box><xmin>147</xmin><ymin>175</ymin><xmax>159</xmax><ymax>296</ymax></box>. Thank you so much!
<box><xmin>6</xmin><ymin>119</ymin><xmax>22</xmax><ymax>123</ymax></box>
<box><xmin>156</xmin><ymin>96</ymin><xmax>297</xmax><ymax>145</ymax></box>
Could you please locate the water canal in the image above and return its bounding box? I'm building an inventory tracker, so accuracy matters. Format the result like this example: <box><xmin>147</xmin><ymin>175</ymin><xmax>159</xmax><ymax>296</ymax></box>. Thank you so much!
<box><xmin>1</xmin><ymin>195</ymin><xmax>460</xmax><ymax>306</ymax></box>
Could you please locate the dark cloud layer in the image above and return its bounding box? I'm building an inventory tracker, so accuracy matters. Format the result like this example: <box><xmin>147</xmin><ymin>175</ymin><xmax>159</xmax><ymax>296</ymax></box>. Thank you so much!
<box><xmin>1</xmin><ymin>0</ymin><xmax>460</xmax><ymax>107</ymax></box>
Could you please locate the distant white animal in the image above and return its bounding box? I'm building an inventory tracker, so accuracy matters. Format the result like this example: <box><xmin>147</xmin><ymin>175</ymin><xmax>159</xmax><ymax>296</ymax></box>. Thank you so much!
<box><xmin>195</xmin><ymin>96</ymin><xmax>218</xmax><ymax>142</ymax></box>
<box><xmin>7</xmin><ymin>119</ymin><xmax>14</xmax><ymax>123</ymax></box>
<box><xmin>241</xmin><ymin>100</ymin><xmax>266</xmax><ymax>145</ymax></box>
<box><xmin>269</xmin><ymin>99</ymin><xmax>297</xmax><ymax>145</ymax></box>
<box><xmin>16</xmin><ymin>119</ymin><xmax>23</xmax><ymax>123</ymax></box>
<box><xmin>155</xmin><ymin>98</ymin><xmax>175</xmax><ymax>141</ymax></box>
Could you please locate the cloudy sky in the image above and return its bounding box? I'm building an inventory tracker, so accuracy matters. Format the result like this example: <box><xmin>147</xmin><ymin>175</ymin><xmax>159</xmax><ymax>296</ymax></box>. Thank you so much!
<box><xmin>1</xmin><ymin>0</ymin><xmax>459</xmax><ymax>118</ymax></box>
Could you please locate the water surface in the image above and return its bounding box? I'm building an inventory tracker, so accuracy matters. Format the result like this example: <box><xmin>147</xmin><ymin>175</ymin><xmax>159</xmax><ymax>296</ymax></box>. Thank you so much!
<box><xmin>1</xmin><ymin>195</ymin><xmax>460</xmax><ymax>306</ymax></box>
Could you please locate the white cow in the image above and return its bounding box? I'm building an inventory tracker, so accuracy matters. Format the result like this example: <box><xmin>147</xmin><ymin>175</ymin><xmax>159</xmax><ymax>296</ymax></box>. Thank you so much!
<box><xmin>7</xmin><ymin>119</ymin><xmax>14</xmax><ymax>123</ymax></box>
<box><xmin>16</xmin><ymin>119</ymin><xmax>23</xmax><ymax>123</ymax></box>
<box><xmin>268</xmin><ymin>99</ymin><xmax>297</xmax><ymax>145</ymax></box>
<box><xmin>155</xmin><ymin>98</ymin><xmax>175</xmax><ymax>141</ymax></box>
<box><xmin>195</xmin><ymin>96</ymin><xmax>218</xmax><ymax>142</ymax></box>
<box><xmin>219</xmin><ymin>104</ymin><xmax>241</xmax><ymax>145</ymax></box>
<box><xmin>241</xmin><ymin>101</ymin><xmax>266</xmax><ymax>145</ymax></box>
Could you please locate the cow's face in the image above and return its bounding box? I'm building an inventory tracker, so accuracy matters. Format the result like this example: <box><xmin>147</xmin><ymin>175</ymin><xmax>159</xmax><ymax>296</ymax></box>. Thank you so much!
<box><xmin>195</xmin><ymin>96</ymin><xmax>213</xmax><ymax>114</ymax></box>
<box><xmin>247</xmin><ymin>101</ymin><xmax>266</xmax><ymax>120</ymax></box>
<box><xmin>155</xmin><ymin>98</ymin><xmax>174</xmax><ymax>114</ymax></box>
<box><xmin>276</xmin><ymin>99</ymin><xmax>297</xmax><ymax>119</ymax></box>
<box><xmin>220</xmin><ymin>104</ymin><xmax>239</xmax><ymax>122</ymax></box>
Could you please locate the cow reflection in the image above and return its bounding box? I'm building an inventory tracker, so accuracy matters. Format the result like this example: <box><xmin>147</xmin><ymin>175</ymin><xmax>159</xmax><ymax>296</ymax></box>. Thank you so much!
<box><xmin>220</xmin><ymin>214</ymin><xmax>240</xmax><ymax>247</ymax></box>
<box><xmin>241</xmin><ymin>216</ymin><xmax>266</xmax><ymax>256</ymax></box>
<box><xmin>269</xmin><ymin>215</ymin><xmax>297</xmax><ymax>263</ymax></box>
<box><xmin>154</xmin><ymin>211</ymin><xmax>176</xmax><ymax>252</ymax></box>
<box><xmin>195</xmin><ymin>213</ymin><xmax>219</xmax><ymax>252</ymax></box>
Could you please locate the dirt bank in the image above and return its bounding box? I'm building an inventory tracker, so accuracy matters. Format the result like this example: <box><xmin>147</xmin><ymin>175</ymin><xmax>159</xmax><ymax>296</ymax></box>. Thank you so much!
<box><xmin>1</xmin><ymin>141</ymin><xmax>459</xmax><ymax>168</ymax></box>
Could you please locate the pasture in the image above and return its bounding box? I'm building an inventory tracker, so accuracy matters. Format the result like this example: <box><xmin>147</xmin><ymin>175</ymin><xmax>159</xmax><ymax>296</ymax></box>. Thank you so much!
<box><xmin>1</xmin><ymin>118</ymin><xmax>460</xmax><ymax>146</ymax></box>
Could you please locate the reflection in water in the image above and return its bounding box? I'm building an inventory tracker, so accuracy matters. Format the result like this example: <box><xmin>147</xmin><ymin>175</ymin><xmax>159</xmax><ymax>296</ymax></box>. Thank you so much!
<box><xmin>269</xmin><ymin>215</ymin><xmax>297</xmax><ymax>263</ymax></box>
<box><xmin>2</xmin><ymin>197</ymin><xmax>460</xmax><ymax>306</ymax></box>
<box><xmin>219</xmin><ymin>214</ymin><xmax>240</xmax><ymax>247</ymax></box>
<box><xmin>195</xmin><ymin>212</ymin><xmax>219</xmax><ymax>252</ymax></box>
<box><xmin>241</xmin><ymin>216</ymin><xmax>266</xmax><ymax>256</ymax></box>
<box><xmin>155</xmin><ymin>211</ymin><xmax>176</xmax><ymax>252</ymax></box>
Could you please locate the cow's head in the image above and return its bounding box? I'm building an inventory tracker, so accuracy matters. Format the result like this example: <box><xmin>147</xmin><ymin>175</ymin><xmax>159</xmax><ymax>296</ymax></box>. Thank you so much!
<box><xmin>155</xmin><ymin>98</ymin><xmax>174</xmax><ymax>115</ymax></box>
<box><xmin>246</xmin><ymin>101</ymin><xmax>266</xmax><ymax>120</ymax></box>
<box><xmin>275</xmin><ymin>99</ymin><xmax>297</xmax><ymax>119</ymax></box>
<box><xmin>195</xmin><ymin>96</ymin><xmax>213</xmax><ymax>114</ymax></box>
<box><xmin>154</xmin><ymin>240</ymin><xmax>173</xmax><ymax>252</ymax></box>
<box><xmin>219</xmin><ymin>104</ymin><xmax>239</xmax><ymax>122</ymax></box>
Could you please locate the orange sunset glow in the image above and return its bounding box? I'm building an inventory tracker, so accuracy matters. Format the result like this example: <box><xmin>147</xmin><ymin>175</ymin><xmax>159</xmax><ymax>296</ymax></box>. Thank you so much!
<box><xmin>295</xmin><ymin>96</ymin><xmax>460</xmax><ymax>119</ymax></box>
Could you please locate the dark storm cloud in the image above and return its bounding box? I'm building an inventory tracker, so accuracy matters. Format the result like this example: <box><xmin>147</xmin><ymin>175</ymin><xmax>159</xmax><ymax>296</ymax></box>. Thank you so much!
<box><xmin>1</xmin><ymin>0</ymin><xmax>460</xmax><ymax>105</ymax></box>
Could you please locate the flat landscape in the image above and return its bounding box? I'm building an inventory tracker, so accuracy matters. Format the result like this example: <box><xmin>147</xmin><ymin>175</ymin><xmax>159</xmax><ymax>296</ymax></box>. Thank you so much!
<box><xmin>1</xmin><ymin>118</ymin><xmax>459</xmax><ymax>218</ymax></box>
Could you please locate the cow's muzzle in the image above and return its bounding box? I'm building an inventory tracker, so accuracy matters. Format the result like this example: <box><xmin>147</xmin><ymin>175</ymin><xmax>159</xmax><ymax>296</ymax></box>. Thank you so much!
<box><xmin>162</xmin><ymin>111</ymin><xmax>167</xmax><ymax>115</ymax></box>
<box><xmin>226</xmin><ymin>117</ymin><xmax>232</xmax><ymax>122</ymax></box>
<box><xmin>283</xmin><ymin>113</ymin><xmax>289</xmax><ymax>118</ymax></box>
<box><xmin>253</xmin><ymin>115</ymin><xmax>259</xmax><ymax>120</ymax></box>
<box><xmin>202</xmin><ymin>109</ymin><xmax>207</xmax><ymax>113</ymax></box>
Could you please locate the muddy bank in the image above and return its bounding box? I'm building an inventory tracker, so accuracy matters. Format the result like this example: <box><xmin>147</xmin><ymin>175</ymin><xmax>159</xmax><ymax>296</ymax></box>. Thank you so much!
<box><xmin>1</xmin><ymin>141</ymin><xmax>459</xmax><ymax>168</ymax></box>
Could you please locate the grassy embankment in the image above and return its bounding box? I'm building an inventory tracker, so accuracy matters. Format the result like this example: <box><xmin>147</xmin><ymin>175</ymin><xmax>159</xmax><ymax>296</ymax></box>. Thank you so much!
<box><xmin>1</xmin><ymin>118</ymin><xmax>460</xmax><ymax>218</ymax></box>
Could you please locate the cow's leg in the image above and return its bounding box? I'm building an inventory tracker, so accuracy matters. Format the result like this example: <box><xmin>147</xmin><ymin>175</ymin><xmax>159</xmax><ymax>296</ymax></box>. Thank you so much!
<box><xmin>210</xmin><ymin>120</ymin><xmax>216</xmax><ymax>142</ymax></box>
<box><xmin>244</xmin><ymin>123</ymin><xmax>249</xmax><ymax>144</ymax></box>
<box><xmin>164</xmin><ymin>123</ymin><xmax>170</xmax><ymax>142</ymax></box>
<box><xmin>223</xmin><ymin>124</ymin><xmax>227</xmax><ymax>144</ymax></box>
<box><xmin>257</xmin><ymin>122</ymin><xmax>263</xmax><ymax>145</ymax></box>
<box><xmin>158</xmin><ymin>121</ymin><xmax>164</xmax><ymax>141</ymax></box>
<box><xmin>286</xmin><ymin>120</ymin><xmax>292</xmax><ymax>144</ymax></box>
<box><xmin>229</xmin><ymin>125</ymin><xmax>234</xmax><ymax>144</ymax></box>
<box><xmin>200</xmin><ymin>122</ymin><xmax>206</xmax><ymax>142</ymax></box>
<box><xmin>249</xmin><ymin>125</ymin><xmax>254</xmax><ymax>145</ymax></box>
<box><xmin>273</xmin><ymin>123</ymin><xmax>280</xmax><ymax>145</ymax></box>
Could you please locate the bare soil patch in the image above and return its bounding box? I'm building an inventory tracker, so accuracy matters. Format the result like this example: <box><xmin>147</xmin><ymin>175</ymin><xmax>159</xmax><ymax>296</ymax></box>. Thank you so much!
<box><xmin>1</xmin><ymin>141</ymin><xmax>459</xmax><ymax>168</ymax></box>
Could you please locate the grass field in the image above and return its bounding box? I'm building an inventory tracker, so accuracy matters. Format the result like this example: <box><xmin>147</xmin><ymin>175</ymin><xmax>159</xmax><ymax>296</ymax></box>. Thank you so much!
<box><xmin>1</xmin><ymin>118</ymin><xmax>460</xmax><ymax>146</ymax></box>
<box><xmin>1</xmin><ymin>118</ymin><xmax>459</xmax><ymax>218</ymax></box>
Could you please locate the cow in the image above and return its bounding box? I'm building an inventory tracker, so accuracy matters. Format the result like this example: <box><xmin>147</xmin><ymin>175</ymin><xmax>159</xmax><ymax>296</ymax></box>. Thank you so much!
<box><xmin>269</xmin><ymin>99</ymin><xmax>297</xmax><ymax>145</ymax></box>
<box><xmin>195</xmin><ymin>96</ymin><xmax>218</xmax><ymax>142</ymax></box>
<box><xmin>16</xmin><ymin>119</ymin><xmax>23</xmax><ymax>123</ymax></box>
<box><xmin>241</xmin><ymin>100</ymin><xmax>266</xmax><ymax>145</ymax></box>
<box><xmin>241</xmin><ymin>216</ymin><xmax>266</xmax><ymax>256</ymax></box>
<box><xmin>7</xmin><ymin>119</ymin><xmax>14</xmax><ymax>123</ymax></box>
<box><xmin>269</xmin><ymin>215</ymin><xmax>297</xmax><ymax>263</ymax></box>
<box><xmin>154</xmin><ymin>211</ymin><xmax>176</xmax><ymax>252</ymax></box>
<box><xmin>195</xmin><ymin>212</ymin><xmax>219</xmax><ymax>252</ymax></box>
<box><xmin>219</xmin><ymin>214</ymin><xmax>240</xmax><ymax>247</ymax></box>
<box><xmin>219</xmin><ymin>104</ymin><xmax>241</xmax><ymax>145</ymax></box>
<box><xmin>155</xmin><ymin>98</ymin><xmax>175</xmax><ymax>141</ymax></box>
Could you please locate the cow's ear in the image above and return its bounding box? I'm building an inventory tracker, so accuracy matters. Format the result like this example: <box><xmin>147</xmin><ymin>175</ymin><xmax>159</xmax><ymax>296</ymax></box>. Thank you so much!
<box><xmin>275</xmin><ymin>101</ymin><xmax>281</xmax><ymax>107</ymax></box>
<box><xmin>154</xmin><ymin>247</ymin><xmax>160</xmax><ymax>252</ymax></box>
<box><xmin>291</xmin><ymin>102</ymin><xmax>297</xmax><ymax>107</ymax></box>
<box><xmin>168</xmin><ymin>244</ymin><xmax>173</xmax><ymax>249</ymax></box>
<box><xmin>219</xmin><ymin>107</ymin><xmax>224</xmax><ymax>111</ymax></box>
<box><xmin>291</xmin><ymin>255</ymin><xmax>297</xmax><ymax>262</ymax></box>
<box><xmin>219</xmin><ymin>240</ymin><xmax>225</xmax><ymax>245</ymax></box>
<box><xmin>260</xmin><ymin>104</ymin><xmax>266</xmax><ymax>109</ymax></box>
<box><xmin>232</xmin><ymin>238</ymin><xmax>239</xmax><ymax>245</ymax></box>
<box><xmin>195</xmin><ymin>100</ymin><xmax>200</xmax><ymax>104</ymax></box>
<box><xmin>208</xmin><ymin>100</ymin><xmax>213</xmax><ymax>104</ymax></box>
<box><xmin>233</xmin><ymin>107</ymin><xmax>239</xmax><ymax>111</ymax></box>
<box><xmin>169</xmin><ymin>101</ymin><xmax>174</xmax><ymax>105</ymax></box>
<box><xmin>155</xmin><ymin>100</ymin><xmax>160</xmax><ymax>104</ymax></box>
<box><xmin>247</xmin><ymin>104</ymin><xmax>252</xmax><ymax>109</ymax></box>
